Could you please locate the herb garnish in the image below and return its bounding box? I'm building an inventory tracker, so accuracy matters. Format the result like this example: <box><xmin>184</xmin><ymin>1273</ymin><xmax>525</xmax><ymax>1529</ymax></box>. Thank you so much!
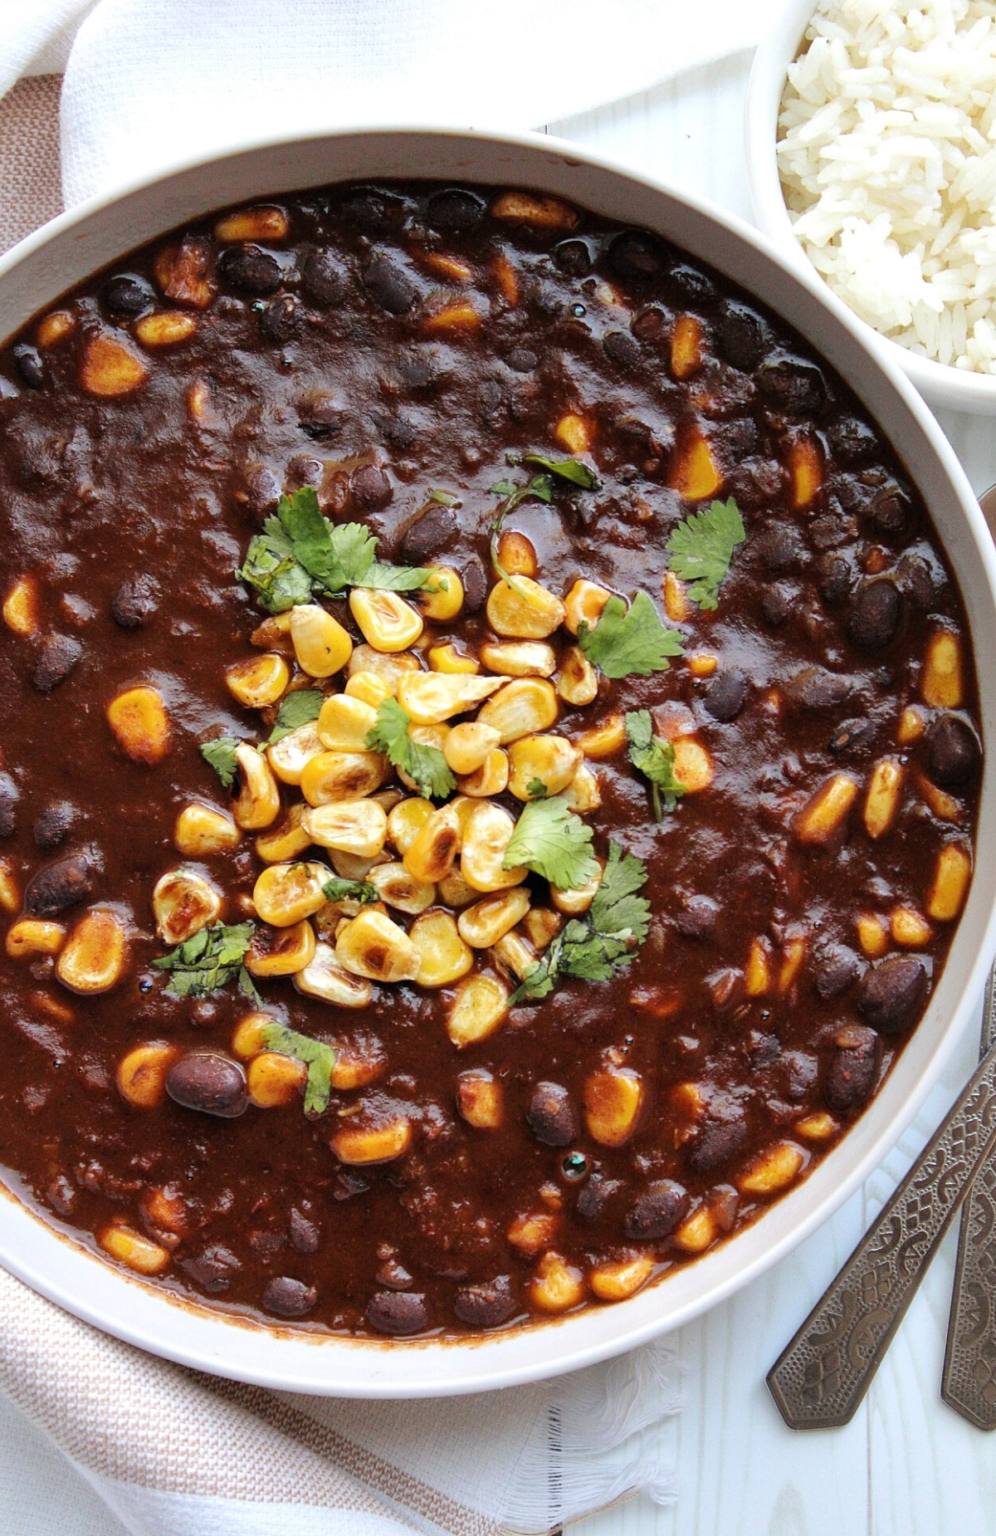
<box><xmin>152</xmin><ymin>922</ymin><xmax>259</xmax><ymax>1001</ymax></box>
<box><xmin>200</xmin><ymin>736</ymin><xmax>242</xmax><ymax>789</ymax></box>
<box><xmin>525</xmin><ymin>778</ymin><xmax>549</xmax><ymax>799</ymax></box>
<box><xmin>258</xmin><ymin>1021</ymin><xmax>338</xmax><ymax>1116</ymax></box>
<box><xmin>365</xmin><ymin>697</ymin><xmax>456</xmax><ymax>802</ymax></box>
<box><xmin>522</xmin><ymin>453</ymin><xmax>599</xmax><ymax>490</ymax></box>
<box><xmin>322</xmin><ymin>876</ymin><xmax>378</xmax><ymax>905</ymax></box>
<box><xmin>502</xmin><ymin>797</ymin><xmax>599</xmax><ymax>891</ymax></box>
<box><xmin>625</xmin><ymin>710</ymin><xmax>685</xmax><ymax>821</ymax></box>
<box><xmin>578</xmin><ymin>591</ymin><xmax>684</xmax><ymax>679</ymax></box>
<box><xmin>428</xmin><ymin>488</ymin><xmax>459</xmax><ymax>506</ymax></box>
<box><xmin>267</xmin><ymin>689</ymin><xmax>324</xmax><ymax>745</ymax></box>
<box><xmin>239</xmin><ymin>487</ymin><xmax>433</xmax><ymax>613</ymax></box>
<box><xmin>511</xmin><ymin>843</ymin><xmax>651</xmax><ymax>1002</ymax></box>
<box><xmin>666</xmin><ymin>498</ymin><xmax>745</xmax><ymax>611</ymax></box>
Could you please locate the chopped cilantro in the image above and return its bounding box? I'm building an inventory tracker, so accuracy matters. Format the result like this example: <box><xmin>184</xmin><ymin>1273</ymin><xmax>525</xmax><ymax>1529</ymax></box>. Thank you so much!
<box><xmin>503</xmin><ymin>797</ymin><xmax>598</xmax><ymax>892</ymax></box>
<box><xmin>267</xmin><ymin>689</ymin><xmax>323</xmax><ymax>745</ymax></box>
<box><xmin>511</xmin><ymin>843</ymin><xmax>651</xmax><ymax>1003</ymax></box>
<box><xmin>625</xmin><ymin>709</ymin><xmax>685</xmax><ymax>821</ymax></box>
<box><xmin>238</xmin><ymin>487</ymin><xmax>432</xmax><ymax>612</ymax></box>
<box><xmin>522</xmin><ymin>453</ymin><xmax>599</xmax><ymax>490</ymax></box>
<box><xmin>365</xmin><ymin>696</ymin><xmax>456</xmax><ymax>802</ymax></box>
<box><xmin>322</xmin><ymin>876</ymin><xmax>378</xmax><ymax>905</ymax></box>
<box><xmin>200</xmin><ymin>736</ymin><xmax>242</xmax><ymax>789</ymax></box>
<box><xmin>666</xmin><ymin>498</ymin><xmax>745</xmax><ymax>611</ymax></box>
<box><xmin>489</xmin><ymin>472</ymin><xmax>554</xmax><ymax>518</ymax></box>
<box><xmin>258</xmin><ymin>1021</ymin><xmax>338</xmax><ymax>1116</ymax></box>
<box><xmin>577</xmin><ymin>591</ymin><xmax>684</xmax><ymax>679</ymax></box>
<box><xmin>429</xmin><ymin>488</ymin><xmax>459</xmax><ymax>506</ymax></box>
<box><xmin>152</xmin><ymin>922</ymin><xmax>258</xmax><ymax>1001</ymax></box>
<box><xmin>525</xmin><ymin>778</ymin><xmax>549</xmax><ymax>799</ymax></box>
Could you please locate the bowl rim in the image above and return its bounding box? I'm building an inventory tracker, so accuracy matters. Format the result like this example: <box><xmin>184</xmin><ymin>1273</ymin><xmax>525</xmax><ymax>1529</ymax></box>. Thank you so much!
<box><xmin>745</xmin><ymin>0</ymin><xmax>996</xmax><ymax>411</ymax></box>
<box><xmin>1</xmin><ymin>120</ymin><xmax>994</xmax><ymax>1397</ymax></box>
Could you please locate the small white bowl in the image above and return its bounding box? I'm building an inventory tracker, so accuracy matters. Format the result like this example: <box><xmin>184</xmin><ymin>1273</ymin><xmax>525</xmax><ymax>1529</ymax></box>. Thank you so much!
<box><xmin>746</xmin><ymin>0</ymin><xmax>996</xmax><ymax>415</ymax></box>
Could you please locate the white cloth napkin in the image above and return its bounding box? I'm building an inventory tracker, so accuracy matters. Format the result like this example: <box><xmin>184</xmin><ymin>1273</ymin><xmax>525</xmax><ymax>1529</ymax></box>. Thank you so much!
<box><xmin>0</xmin><ymin>2</ymin><xmax>784</xmax><ymax>1533</ymax></box>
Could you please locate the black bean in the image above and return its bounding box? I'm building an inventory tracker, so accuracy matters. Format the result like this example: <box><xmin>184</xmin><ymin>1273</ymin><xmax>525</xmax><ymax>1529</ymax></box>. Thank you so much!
<box><xmin>756</xmin><ymin>353</ymin><xmax>826</xmax><ymax>415</ymax></box>
<box><xmin>818</xmin><ymin>553</ymin><xmax>851</xmax><ymax>605</ymax></box>
<box><xmin>829</xmin><ymin>716</ymin><xmax>876</xmax><ymax>757</ymax></box>
<box><xmin>747</xmin><ymin>1030</ymin><xmax>780</xmax><ymax>1069</ymax></box>
<box><xmin>298</xmin><ymin>396</ymin><xmax>344</xmax><ymax>440</ymax></box>
<box><xmin>453</xmin><ymin>1276</ymin><xmax>517</xmax><ymax>1329</ymax></box>
<box><xmin>813</xmin><ymin>943</ymin><xmax>860</xmax><ymax>999</ymax></box>
<box><xmin>686</xmin><ymin>1113</ymin><xmax>748</xmax><ymax>1174</ymax></box>
<box><xmin>288</xmin><ymin>1209</ymin><xmax>321</xmax><ymax>1253</ymax></box>
<box><xmin>782</xmin><ymin>1050</ymin><xmax>818</xmax><ymax>1100</ymax></box>
<box><xmin>603</xmin><ymin>329</ymin><xmax>640</xmax><ymax>368</ymax></box>
<box><xmin>631</xmin><ymin>305</ymin><xmax>668</xmax><ymax>342</ymax></box>
<box><xmin>33</xmin><ymin>802</ymin><xmax>74</xmax><ymax>850</ymax></box>
<box><xmin>102</xmin><ymin>274</ymin><xmax>154</xmax><ymax>317</ymax></box>
<box><xmin>366</xmin><ymin>1290</ymin><xmax>430</xmax><ymax>1336</ymax></box>
<box><xmin>703</xmin><ymin>668</ymin><xmax>747</xmax><ymax>722</ymax></box>
<box><xmin>828</xmin><ymin>415</ymin><xmax>877</xmax><ymax>465</ymax></box>
<box><xmin>339</xmin><ymin>186</ymin><xmax>406</xmax><ymax>233</ymax></box>
<box><xmin>13</xmin><ymin>345</ymin><xmax>44</xmax><ymax>389</ymax></box>
<box><xmin>847</xmin><ymin>580</ymin><xmax>901</xmax><ymax>650</ymax></box>
<box><xmin>218</xmin><ymin>244</ymin><xmax>283</xmax><ymax>295</ymax></box>
<box><xmin>498</xmin><ymin>347</ymin><xmax>534</xmax><ymax>376</ymax></box>
<box><xmin>554</xmin><ymin>237</ymin><xmax>594</xmax><ymax>276</ymax></box>
<box><xmin>825</xmin><ymin>1024</ymin><xmax>881</xmax><ymax>1112</ymax></box>
<box><xmin>624</xmin><ymin>1180</ymin><xmax>689</xmax><ymax>1240</ymax></box>
<box><xmin>241</xmin><ymin>465</ymin><xmax>282</xmax><ymax>522</ymax></box>
<box><xmin>665</xmin><ymin>263</ymin><xmax>717</xmax><ymax>305</ymax></box>
<box><xmin>787</xmin><ymin>665</ymin><xmax>853</xmax><ymax>709</ymax></box>
<box><xmin>608</xmin><ymin>229</ymin><xmax>666</xmax><ymax>283</ymax></box>
<box><xmin>426</xmin><ymin>188</ymin><xmax>486</xmax><ymax>233</ymax></box>
<box><xmin>526</xmin><ymin>1082</ymin><xmax>577</xmax><ymax>1147</ymax></box>
<box><xmin>111</xmin><ymin>574</ymin><xmax>158</xmax><ymax>629</ymax></box>
<box><xmin>369</xmin><ymin>410</ymin><xmax>417</xmax><ymax>451</ymax></box>
<box><xmin>179</xmin><ymin>1245</ymin><xmax>241</xmax><ymax>1293</ymax></box>
<box><xmin>857</xmin><ymin>955</ymin><xmax>928</xmax><ymax>1036</ymax></box>
<box><xmin>165</xmin><ymin>1052</ymin><xmax>248</xmax><ymax>1118</ymax></box>
<box><xmin>461</xmin><ymin>557</ymin><xmax>487</xmax><ymax>614</ymax></box>
<box><xmin>400</xmin><ymin>503</ymin><xmax>457</xmax><ymax>564</ymax></box>
<box><xmin>758</xmin><ymin>525</ymin><xmax>806</xmax><ymax>572</ymax></box>
<box><xmin>714</xmin><ymin>299</ymin><xmax>770</xmax><ymax>371</ymax></box>
<box><xmin>576</xmin><ymin>1173</ymin><xmax>622</xmax><ymax>1221</ymax></box>
<box><xmin>673</xmin><ymin>894</ymin><xmax>718</xmax><ymax>939</ymax></box>
<box><xmin>868</xmin><ymin>486</ymin><xmax>913</xmax><ymax>541</ymax></box>
<box><xmin>299</xmin><ymin>248</ymin><xmax>342</xmax><ymax>305</ymax></box>
<box><xmin>725</xmin><ymin>456</ymin><xmax>786</xmax><ymax>509</ymax></box>
<box><xmin>262</xmin><ymin>1276</ymin><xmax>317</xmax><ymax>1318</ymax></box>
<box><xmin>761</xmin><ymin>585</ymin><xmax>791</xmax><ymax>627</ymax></box>
<box><xmin>363</xmin><ymin>252</ymin><xmax>417</xmax><ymax>315</ymax></box>
<box><xmin>928</xmin><ymin>714</ymin><xmax>981</xmax><ymax>789</ymax></box>
<box><xmin>351</xmin><ymin>463</ymin><xmax>392</xmax><ymax>510</ymax></box>
<box><xmin>31</xmin><ymin>635</ymin><xmax>82</xmax><ymax>693</ymax></box>
<box><xmin>258</xmin><ymin>294</ymin><xmax>300</xmax><ymax>343</ymax></box>
<box><xmin>0</xmin><ymin>773</ymin><xmax>18</xmax><ymax>838</ymax></box>
<box><xmin>24</xmin><ymin>854</ymin><xmax>93</xmax><ymax>917</ymax></box>
<box><xmin>398</xmin><ymin>353</ymin><xmax>441</xmax><ymax>393</ymax></box>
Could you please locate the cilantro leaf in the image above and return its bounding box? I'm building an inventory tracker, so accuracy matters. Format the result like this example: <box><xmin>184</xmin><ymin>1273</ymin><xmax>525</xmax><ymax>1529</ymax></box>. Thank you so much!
<box><xmin>625</xmin><ymin>709</ymin><xmax>685</xmax><ymax>821</ymax></box>
<box><xmin>239</xmin><ymin>488</ymin><xmax>432</xmax><ymax>611</ymax></box>
<box><xmin>267</xmin><ymin>690</ymin><xmax>323</xmax><ymax>745</ymax></box>
<box><xmin>258</xmin><ymin>1021</ymin><xmax>338</xmax><ymax>1116</ymax></box>
<box><xmin>578</xmin><ymin>591</ymin><xmax>684</xmax><ymax>680</ymax></box>
<box><xmin>511</xmin><ymin>843</ymin><xmax>650</xmax><ymax>1002</ymax></box>
<box><xmin>200</xmin><ymin>736</ymin><xmax>242</xmax><ymax>789</ymax></box>
<box><xmin>322</xmin><ymin>876</ymin><xmax>378</xmax><ymax>905</ymax></box>
<box><xmin>526</xmin><ymin>778</ymin><xmax>548</xmax><ymax>799</ymax></box>
<box><xmin>365</xmin><ymin>697</ymin><xmax>456</xmax><ymax>802</ymax></box>
<box><xmin>503</xmin><ymin>797</ymin><xmax>598</xmax><ymax>891</ymax></box>
<box><xmin>429</xmin><ymin>488</ymin><xmax>459</xmax><ymax>506</ymax></box>
<box><xmin>152</xmin><ymin>922</ymin><xmax>256</xmax><ymax>999</ymax></box>
<box><xmin>666</xmin><ymin>498</ymin><xmax>745</xmax><ymax>611</ymax></box>
<box><xmin>523</xmin><ymin>454</ymin><xmax>598</xmax><ymax>490</ymax></box>
<box><xmin>489</xmin><ymin>473</ymin><xmax>553</xmax><ymax>516</ymax></box>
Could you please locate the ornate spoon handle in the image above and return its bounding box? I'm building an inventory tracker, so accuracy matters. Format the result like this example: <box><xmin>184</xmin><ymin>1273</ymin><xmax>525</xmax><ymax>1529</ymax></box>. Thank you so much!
<box><xmin>768</xmin><ymin>1019</ymin><xmax>996</xmax><ymax>1429</ymax></box>
<box><xmin>941</xmin><ymin>968</ymin><xmax>996</xmax><ymax>1428</ymax></box>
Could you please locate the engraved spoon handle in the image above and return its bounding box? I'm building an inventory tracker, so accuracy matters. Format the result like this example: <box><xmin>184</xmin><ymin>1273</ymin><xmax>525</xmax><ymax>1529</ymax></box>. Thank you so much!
<box><xmin>768</xmin><ymin>1020</ymin><xmax>996</xmax><ymax>1429</ymax></box>
<box><xmin>940</xmin><ymin>944</ymin><xmax>996</xmax><ymax>1419</ymax></box>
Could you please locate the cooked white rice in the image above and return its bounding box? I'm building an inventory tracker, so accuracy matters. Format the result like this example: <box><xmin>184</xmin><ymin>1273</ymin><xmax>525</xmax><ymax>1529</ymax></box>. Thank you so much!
<box><xmin>777</xmin><ymin>0</ymin><xmax>996</xmax><ymax>373</ymax></box>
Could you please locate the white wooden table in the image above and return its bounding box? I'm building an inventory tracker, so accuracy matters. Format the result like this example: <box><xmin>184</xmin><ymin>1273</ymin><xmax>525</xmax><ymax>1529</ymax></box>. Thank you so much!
<box><xmin>4</xmin><ymin>49</ymin><xmax>995</xmax><ymax>1536</ymax></box>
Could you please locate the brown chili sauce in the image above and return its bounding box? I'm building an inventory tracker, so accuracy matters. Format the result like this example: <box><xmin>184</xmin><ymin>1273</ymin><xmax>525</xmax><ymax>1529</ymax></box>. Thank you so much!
<box><xmin>0</xmin><ymin>182</ymin><xmax>981</xmax><ymax>1336</ymax></box>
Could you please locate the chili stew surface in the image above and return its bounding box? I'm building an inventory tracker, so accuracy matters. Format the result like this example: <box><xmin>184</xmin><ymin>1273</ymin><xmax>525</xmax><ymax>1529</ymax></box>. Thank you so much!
<box><xmin>0</xmin><ymin>181</ymin><xmax>981</xmax><ymax>1338</ymax></box>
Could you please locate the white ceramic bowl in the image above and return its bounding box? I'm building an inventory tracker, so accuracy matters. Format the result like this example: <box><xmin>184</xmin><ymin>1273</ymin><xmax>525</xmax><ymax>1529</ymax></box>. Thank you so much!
<box><xmin>1</xmin><ymin>125</ymin><xmax>994</xmax><ymax>1398</ymax></box>
<box><xmin>746</xmin><ymin>0</ymin><xmax>996</xmax><ymax>415</ymax></box>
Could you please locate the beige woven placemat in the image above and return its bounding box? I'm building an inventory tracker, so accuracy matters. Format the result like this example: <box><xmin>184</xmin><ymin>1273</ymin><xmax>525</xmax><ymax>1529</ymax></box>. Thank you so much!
<box><xmin>0</xmin><ymin>74</ymin><xmax>62</xmax><ymax>252</ymax></box>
